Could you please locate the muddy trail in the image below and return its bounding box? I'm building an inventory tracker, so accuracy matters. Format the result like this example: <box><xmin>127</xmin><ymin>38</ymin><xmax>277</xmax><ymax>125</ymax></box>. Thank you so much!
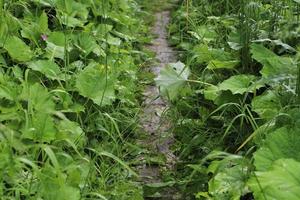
<box><xmin>136</xmin><ymin>9</ymin><xmax>181</xmax><ymax>200</ymax></box>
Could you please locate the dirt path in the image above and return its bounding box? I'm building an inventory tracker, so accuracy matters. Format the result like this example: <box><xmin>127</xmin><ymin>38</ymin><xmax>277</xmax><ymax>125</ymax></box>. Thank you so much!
<box><xmin>137</xmin><ymin>10</ymin><xmax>180</xmax><ymax>199</ymax></box>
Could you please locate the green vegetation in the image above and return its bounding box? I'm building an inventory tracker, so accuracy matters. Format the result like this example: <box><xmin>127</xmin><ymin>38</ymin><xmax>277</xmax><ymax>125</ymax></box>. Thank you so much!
<box><xmin>158</xmin><ymin>0</ymin><xmax>300</xmax><ymax>199</ymax></box>
<box><xmin>0</xmin><ymin>0</ymin><xmax>153</xmax><ymax>199</ymax></box>
<box><xmin>1</xmin><ymin>0</ymin><xmax>300</xmax><ymax>199</ymax></box>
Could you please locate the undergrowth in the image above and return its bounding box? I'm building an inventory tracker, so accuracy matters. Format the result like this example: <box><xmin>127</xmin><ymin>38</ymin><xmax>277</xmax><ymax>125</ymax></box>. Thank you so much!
<box><xmin>0</xmin><ymin>0</ymin><xmax>160</xmax><ymax>199</ymax></box>
<box><xmin>155</xmin><ymin>0</ymin><xmax>300</xmax><ymax>199</ymax></box>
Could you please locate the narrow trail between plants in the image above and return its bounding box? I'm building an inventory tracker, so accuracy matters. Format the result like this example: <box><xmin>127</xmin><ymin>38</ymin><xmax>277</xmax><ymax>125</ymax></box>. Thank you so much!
<box><xmin>137</xmin><ymin>9</ymin><xmax>180</xmax><ymax>199</ymax></box>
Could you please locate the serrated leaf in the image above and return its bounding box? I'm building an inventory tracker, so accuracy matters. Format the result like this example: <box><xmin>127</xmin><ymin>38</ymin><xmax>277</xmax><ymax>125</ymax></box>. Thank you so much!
<box><xmin>75</xmin><ymin>33</ymin><xmax>99</xmax><ymax>56</ymax></box>
<box><xmin>254</xmin><ymin>127</ymin><xmax>300</xmax><ymax>171</ymax></box>
<box><xmin>252</xmin><ymin>90</ymin><xmax>281</xmax><ymax>119</ymax></box>
<box><xmin>23</xmin><ymin>112</ymin><xmax>57</xmax><ymax>142</ymax></box>
<box><xmin>76</xmin><ymin>63</ymin><xmax>115</xmax><ymax>106</ymax></box>
<box><xmin>249</xmin><ymin>159</ymin><xmax>300</xmax><ymax>200</ymax></box>
<box><xmin>251</xmin><ymin>44</ymin><xmax>296</xmax><ymax>79</ymax></box>
<box><xmin>155</xmin><ymin>62</ymin><xmax>190</xmax><ymax>100</ymax></box>
<box><xmin>203</xmin><ymin>85</ymin><xmax>219</xmax><ymax>101</ymax></box>
<box><xmin>27</xmin><ymin>60</ymin><xmax>63</xmax><ymax>80</ymax></box>
<box><xmin>4</xmin><ymin>36</ymin><xmax>33</xmax><ymax>62</ymax></box>
<box><xmin>219</xmin><ymin>75</ymin><xmax>264</xmax><ymax>94</ymax></box>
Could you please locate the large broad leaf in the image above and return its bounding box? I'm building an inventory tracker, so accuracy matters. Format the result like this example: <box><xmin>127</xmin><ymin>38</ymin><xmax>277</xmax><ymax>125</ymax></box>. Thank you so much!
<box><xmin>27</xmin><ymin>60</ymin><xmax>63</xmax><ymax>80</ymax></box>
<box><xmin>219</xmin><ymin>75</ymin><xmax>264</xmax><ymax>95</ymax></box>
<box><xmin>204</xmin><ymin>152</ymin><xmax>250</xmax><ymax>200</ymax></box>
<box><xmin>254</xmin><ymin>127</ymin><xmax>300</xmax><ymax>171</ymax></box>
<box><xmin>4</xmin><ymin>36</ymin><xmax>33</xmax><ymax>62</ymax></box>
<box><xmin>76</xmin><ymin>63</ymin><xmax>115</xmax><ymax>106</ymax></box>
<box><xmin>252</xmin><ymin>90</ymin><xmax>281</xmax><ymax>119</ymax></box>
<box><xmin>249</xmin><ymin>159</ymin><xmax>300</xmax><ymax>200</ymax></box>
<box><xmin>208</xmin><ymin>165</ymin><xmax>248</xmax><ymax>200</ymax></box>
<box><xmin>155</xmin><ymin>62</ymin><xmax>190</xmax><ymax>100</ymax></box>
<box><xmin>251</xmin><ymin>44</ymin><xmax>296</xmax><ymax>79</ymax></box>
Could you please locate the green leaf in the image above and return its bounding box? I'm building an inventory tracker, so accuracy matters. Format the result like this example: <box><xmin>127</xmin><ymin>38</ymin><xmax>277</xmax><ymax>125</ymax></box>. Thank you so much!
<box><xmin>207</xmin><ymin>60</ymin><xmax>239</xmax><ymax>70</ymax></box>
<box><xmin>75</xmin><ymin>63</ymin><xmax>115</xmax><ymax>106</ymax></box>
<box><xmin>27</xmin><ymin>60</ymin><xmax>63</xmax><ymax>80</ymax></box>
<box><xmin>249</xmin><ymin>159</ymin><xmax>300</xmax><ymax>200</ymax></box>
<box><xmin>251</xmin><ymin>43</ymin><xmax>277</xmax><ymax>62</ymax></box>
<box><xmin>94</xmin><ymin>24</ymin><xmax>113</xmax><ymax>38</ymax></box>
<box><xmin>252</xmin><ymin>90</ymin><xmax>281</xmax><ymax>119</ymax></box>
<box><xmin>21</xmin><ymin>83</ymin><xmax>56</xmax><ymax>142</ymax></box>
<box><xmin>208</xmin><ymin>165</ymin><xmax>248</xmax><ymax>200</ymax></box>
<box><xmin>23</xmin><ymin>111</ymin><xmax>57</xmax><ymax>142</ymax></box>
<box><xmin>254</xmin><ymin>127</ymin><xmax>300</xmax><ymax>171</ymax></box>
<box><xmin>39</xmin><ymin>11</ymin><xmax>49</xmax><ymax>33</ymax></box>
<box><xmin>45</xmin><ymin>32</ymin><xmax>68</xmax><ymax>59</ymax></box>
<box><xmin>155</xmin><ymin>62</ymin><xmax>190</xmax><ymax>100</ymax></box>
<box><xmin>203</xmin><ymin>85</ymin><xmax>219</xmax><ymax>101</ymax></box>
<box><xmin>251</xmin><ymin>44</ymin><xmax>296</xmax><ymax>79</ymax></box>
<box><xmin>57</xmin><ymin>119</ymin><xmax>86</xmax><ymax>147</ymax></box>
<box><xmin>219</xmin><ymin>75</ymin><xmax>264</xmax><ymax>94</ymax></box>
<box><xmin>4</xmin><ymin>36</ymin><xmax>33</xmax><ymax>62</ymax></box>
<box><xmin>21</xmin><ymin>83</ymin><xmax>55</xmax><ymax>113</ymax></box>
<box><xmin>105</xmin><ymin>34</ymin><xmax>121</xmax><ymax>46</ymax></box>
<box><xmin>206</xmin><ymin>153</ymin><xmax>250</xmax><ymax>200</ymax></box>
<box><xmin>60</xmin><ymin>15</ymin><xmax>85</xmax><ymax>27</ymax></box>
<box><xmin>46</xmin><ymin>42</ymin><xmax>66</xmax><ymax>59</ymax></box>
<box><xmin>75</xmin><ymin>33</ymin><xmax>100</xmax><ymax>56</ymax></box>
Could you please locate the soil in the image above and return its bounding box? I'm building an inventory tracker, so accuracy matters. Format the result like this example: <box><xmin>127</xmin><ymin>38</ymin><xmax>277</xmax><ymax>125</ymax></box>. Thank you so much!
<box><xmin>136</xmin><ymin>10</ymin><xmax>181</xmax><ymax>199</ymax></box>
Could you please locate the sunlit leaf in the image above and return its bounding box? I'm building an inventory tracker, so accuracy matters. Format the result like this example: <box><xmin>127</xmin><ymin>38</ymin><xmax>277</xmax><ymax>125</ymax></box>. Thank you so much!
<box><xmin>249</xmin><ymin>159</ymin><xmax>300</xmax><ymax>200</ymax></box>
<box><xmin>4</xmin><ymin>36</ymin><xmax>33</xmax><ymax>62</ymax></box>
<box><xmin>219</xmin><ymin>75</ymin><xmax>264</xmax><ymax>94</ymax></box>
<box><xmin>27</xmin><ymin>60</ymin><xmax>63</xmax><ymax>80</ymax></box>
<box><xmin>75</xmin><ymin>63</ymin><xmax>115</xmax><ymax>106</ymax></box>
<box><xmin>155</xmin><ymin>62</ymin><xmax>190</xmax><ymax>100</ymax></box>
<box><xmin>207</xmin><ymin>60</ymin><xmax>239</xmax><ymax>70</ymax></box>
<box><xmin>254</xmin><ymin>127</ymin><xmax>300</xmax><ymax>171</ymax></box>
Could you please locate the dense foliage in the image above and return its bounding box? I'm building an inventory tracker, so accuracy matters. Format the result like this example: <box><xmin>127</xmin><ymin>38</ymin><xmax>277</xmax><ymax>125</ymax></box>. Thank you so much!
<box><xmin>2</xmin><ymin>0</ymin><xmax>300</xmax><ymax>199</ymax></box>
<box><xmin>156</xmin><ymin>0</ymin><xmax>300</xmax><ymax>199</ymax></box>
<box><xmin>0</xmin><ymin>0</ymin><xmax>152</xmax><ymax>199</ymax></box>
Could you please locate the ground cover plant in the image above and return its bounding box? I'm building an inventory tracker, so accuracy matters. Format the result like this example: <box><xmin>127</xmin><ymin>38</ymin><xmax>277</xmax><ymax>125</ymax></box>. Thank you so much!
<box><xmin>1</xmin><ymin>0</ymin><xmax>300</xmax><ymax>199</ymax></box>
<box><xmin>156</xmin><ymin>0</ymin><xmax>300</xmax><ymax>199</ymax></box>
<box><xmin>0</xmin><ymin>0</ymin><xmax>156</xmax><ymax>199</ymax></box>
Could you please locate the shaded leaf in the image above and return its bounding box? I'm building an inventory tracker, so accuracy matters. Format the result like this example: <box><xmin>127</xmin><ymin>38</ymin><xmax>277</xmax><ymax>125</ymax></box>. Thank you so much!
<box><xmin>251</xmin><ymin>44</ymin><xmax>296</xmax><ymax>79</ymax></box>
<box><xmin>252</xmin><ymin>90</ymin><xmax>281</xmax><ymax>119</ymax></box>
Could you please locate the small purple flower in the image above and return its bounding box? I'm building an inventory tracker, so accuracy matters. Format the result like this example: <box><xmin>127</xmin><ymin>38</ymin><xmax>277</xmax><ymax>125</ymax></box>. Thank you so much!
<box><xmin>41</xmin><ymin>34</ymin><xmax>48</xmax><ymax>41</ymax></box>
